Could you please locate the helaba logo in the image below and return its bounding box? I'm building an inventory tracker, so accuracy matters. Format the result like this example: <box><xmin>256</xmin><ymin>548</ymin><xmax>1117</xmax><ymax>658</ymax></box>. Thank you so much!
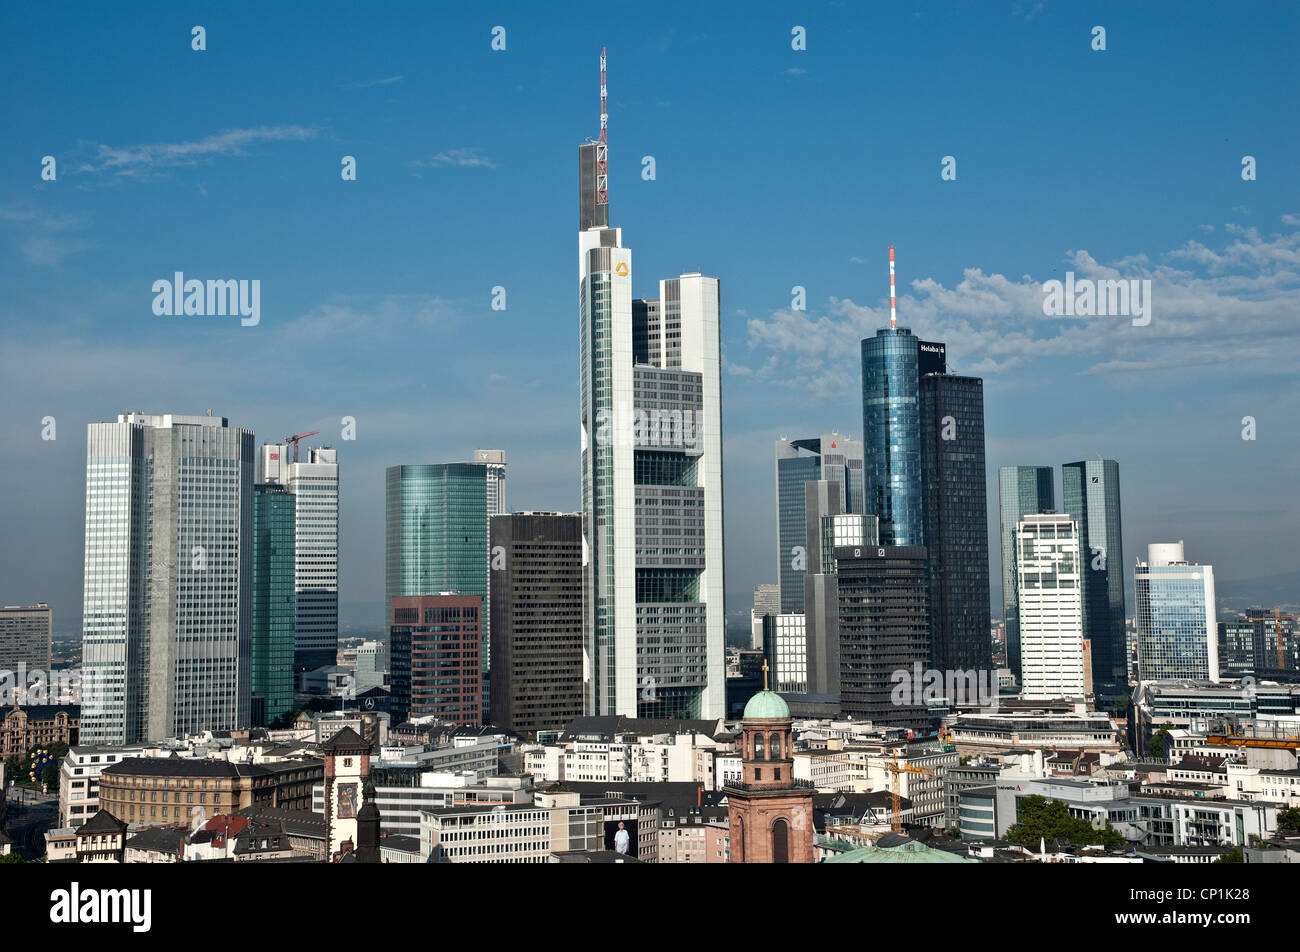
<box><xmin>50</xmin><ymin>883</ymin><xmax>151</xmax><ymax>933</ymax></box>
<box><xmin>151</xmin><ymin>272</ymin><xmax>260</xmax><ymax>326</ymax></box>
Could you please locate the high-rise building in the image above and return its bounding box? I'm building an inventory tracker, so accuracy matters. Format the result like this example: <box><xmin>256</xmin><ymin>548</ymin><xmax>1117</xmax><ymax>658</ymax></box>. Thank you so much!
<box><xmin>1016</xmin><ymin>513</ymin><xmax>1085</xmax><ymax>699</ymax></box>
<box><xmin>81</xmin><ymin>412</ymin><xmax>254</xmax><ymax>745</ymax></box>
<box><xmin>998</xmin><ymin>466</ymin><xmax>1056</xmax><ymax>680</ymax></box>
<box><xmin>260</xmin><ymin>443</ymin><xmax>339</xmax><ymax>672</ymax></box>
<box><xmin>804</xmin><ymin>512</ymin><xmax>877</xmax><ymax>696</ymax></box>
<box><xmin>1063</xmin><ymin>459</ymin><xmax>1126</xmax><ymax>691</ymax></box>
<box><xmin>489</xmin><ymin>512</ymin><xmax>584</xmax><ymax>734</ymax></box>
<box><xmin>470</xmin><ymin>449</ymin><xmax>507</xmax><ymax>516</ymax></box>
<box><xmin>836</xmin><ymin>544</ymin><xmax>931</xmax><ymax>729</ymax></box>
<box><xmin>763</xmin><ymin>613</ymin><xmax>807</xmax><ymax>694</ymax></box>
<box><xmin>385</xmin><ymin>462</ymin><xmax>489</xmax><ymax>682</ymax></box>
<box><xmin>578</xmin><ymin>54</ymin><xmax>725</xmax><ymax>719</ymax></box>
<box><xmin>774</xmin><ymin>434</ymin><xmax>863</xmax><ymax>612</ymax></box>
<box><xmin>920</xmin><ymin>371</ymin><xmax>991</xmax><ymax>673</ymax></box>
<box><xmin>751</xmin><ymin>584</ymin><xmax>780</xmax><ymax>651</ymax></box>
<box><xmin>389</xmin><ymin>594</ymin><xmax>482</xmax><ymax>727</ymax></box>
<box><xmin>861</xmin><ymin>328</ymin><xmax>924</xmax><ymax>546</ymax></box>
<box><xmin>251</xmin><ymin>483</ymin><xmax>296</xmax><ymax>726</ymax></box>
<box><xmin>0</xmin><ymin>603</ymin><xmax>52</xmax><ymax>672</ymax></box>
<box><xmin>1218</xmin><ymin>620</ymin><xmax>1257</xmax><ymax>676</ymax></box>
<box><xmin>1134</xmin><ymin>542</ymin><xmax>1218</xmax><ymax>683</ymax></box>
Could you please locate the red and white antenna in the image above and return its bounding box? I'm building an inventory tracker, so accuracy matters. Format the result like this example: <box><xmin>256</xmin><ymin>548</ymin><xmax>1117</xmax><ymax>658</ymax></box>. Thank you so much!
<box><xmin>889</xmin><ymin>246</ymin><xmax>897</xmax><ymax>328</ymax></box>
<box><xmin>596</xmin><ymin>47</ymin><xmax>608</xmax><ymax>208</ymax></box>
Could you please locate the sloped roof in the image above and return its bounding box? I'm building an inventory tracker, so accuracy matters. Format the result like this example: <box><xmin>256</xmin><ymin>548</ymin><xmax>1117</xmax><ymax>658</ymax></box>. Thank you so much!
<box><xmin>823</xmin><ymin>840</ymin><xmax>979</xmax><ymax>864</ymax></box>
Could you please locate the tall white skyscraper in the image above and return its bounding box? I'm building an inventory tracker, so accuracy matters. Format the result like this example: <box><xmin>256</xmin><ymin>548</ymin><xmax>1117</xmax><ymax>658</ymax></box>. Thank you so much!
<box><xmin>81</xmin><ymin>412</ymin><xmax>254</xmax><ymax>744</ymax></box>
<box><xmin>1135</xmin><ymin>541</ymin><xmax>1218</xmax><ymax>682</ymax></box>
<box><xmin>260</xmin><ymin>442</ymin><xmax>339</xmax><ymax>670</ymax></box>
<box><xmin>1016</xmin><ymin>513</ymin><xmax>1086</xmax><ymax>699</ymax></box>
<box><xmin>470</xmin><ymin>449</ymin><xmax>507</xmax><ymax>516</ymax></box>
<box><xmin>578</xmin><ymin>51</ymin><xmax>725</xmax><ymax>718</ymax></box>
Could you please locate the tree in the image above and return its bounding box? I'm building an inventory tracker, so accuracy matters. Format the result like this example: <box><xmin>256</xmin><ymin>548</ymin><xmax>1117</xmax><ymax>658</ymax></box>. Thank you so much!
<box><xmin>0</xmin><ymin>854</ymin><xmax>25</xmax><ymax>864</ymax></box>
<box><xmin>1147</xmin><ymin>723</ymin><xmax>1174</xmax><ymax>761</ymax></box>
<box><xmin>1005</xmin><ymin>795</ymin><xmax>1127</xmax><ymax>851</ymax></box>
<box><xmin>1214</xmin><ymin>848</ymin><xmax>1243</xmax><ymax>864</ymax></box>
<box><xmin>1278</xmin><ymin>807</ymin><xmax>1300</xmax><ymax>834</ymax></box>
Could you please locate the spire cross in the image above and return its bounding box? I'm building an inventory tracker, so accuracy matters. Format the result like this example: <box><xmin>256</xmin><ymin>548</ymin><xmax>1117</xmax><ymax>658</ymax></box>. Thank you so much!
<box><xmin>762</xmin><ymin>659</ymin><xmax>770</xmax><ymax>691</ymax></box>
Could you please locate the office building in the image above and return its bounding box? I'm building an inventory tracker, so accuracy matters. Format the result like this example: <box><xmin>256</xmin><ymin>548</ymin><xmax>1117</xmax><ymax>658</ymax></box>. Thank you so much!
<box><xmin>1063</xmin><ymin>459</ymin><xmax>1126</xmax><ymax>690</ymax></box>
<box><xmin>260</xmin><ymin>443</ymin><xmax>340</xmax><ymax>672</ymax></box>
<box><xmin>81</xmin><ymin>412</ymin><xmax>254</xmax><ymax>745</ymax></box>
<box><xmin>751</xmin><ymin>584</ymin><xmax>780</xmax><ymax>651</ymax></box>
<box><xmin>578</xmin><ymin>56</ymin><xmax>725</xmax><ymax>719</ymax></box>
<box><xmin>489</xmin><ymin>512</ymin><xmax>584</xmax><ymax>734</ymax></box>
<box><xmin>774</xmin><ymin>434</ymin><xmax>863</xmax><ymax>612</ymax></box>
<box><xmin>998</xmin><ymin>466</ymin><xmax>1056</xmax><ymax>679</ymax></box>
<box><xmin>251</xmin><ymin>484</ymin><xmax>296</xmax><ymax>726</ymax></box>
<box><xmin>1134</xmin><ymin>542</ymin><xmax>1218</xmax><ymax>683</ymax></box>
<box><xmin>1016</xmin><ymin>513</ymin><xmax>1085</xmax><ymax>699</ymax></box>
<box><xmin>763</xmin><ymin>613</ymin><xmax>807</xmax><ymax>694</ymax></box>
<box><xmin>804</xmin><ymin>510</ymin><xmax>877</xmax><ymax>696</ymax></box>
<box><xmin>836</xmin><ymin>545</ymin><xmax>931</xmax><ymax>729</ymax></box>
<box><xmin>861</xmin><ymin>328</ymin><xmax>924</xmax><ymax>546</ymax></box>
<box><xmin>0</xmin><ymin>602</ymin><xmax>52</xmax><ymax>672</ymax></box>
<box><xmin>389</xmin><ymin>594</ymin><xmax>482</xmax><ymax>727</ymax></box>
<box><xmin>469</xmin><ymin>449</ymin><xmax>507</xmax><ymax>516</ymax></box>
<box><xmin>920</xmin><ymin>371</ymin><xmax>991</xmax><ymax>672</ymax></box>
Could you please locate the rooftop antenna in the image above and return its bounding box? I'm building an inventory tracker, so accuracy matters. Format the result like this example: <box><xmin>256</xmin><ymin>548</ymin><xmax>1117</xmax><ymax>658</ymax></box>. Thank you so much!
<box><xmin>596</xmin><ymin>47</ymin><xmax>608</xmax><ymax>209</ymax></box>
<box><xmin>889</xmin><ymin>246</ymin><xmax>897</xmax><ymax>329</ymax></box>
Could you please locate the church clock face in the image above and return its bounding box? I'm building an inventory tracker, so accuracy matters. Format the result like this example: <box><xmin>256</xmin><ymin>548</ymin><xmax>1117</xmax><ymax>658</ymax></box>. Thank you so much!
<box><xmin>338</xmin><ymin>783</ymin><xmax>358</xmax><ymax>818</ymax></box>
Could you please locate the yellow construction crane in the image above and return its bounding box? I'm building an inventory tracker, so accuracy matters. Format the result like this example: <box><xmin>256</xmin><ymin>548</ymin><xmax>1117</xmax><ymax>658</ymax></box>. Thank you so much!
<box><xmin>868</xmin><ymin>754</ymin><xmax>934</xmax><ymax>833</ymax></box>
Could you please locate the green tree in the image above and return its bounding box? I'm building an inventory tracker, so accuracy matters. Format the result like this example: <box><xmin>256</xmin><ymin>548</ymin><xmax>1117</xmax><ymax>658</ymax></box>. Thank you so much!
<box><xmin>1214</xmin><ymin>848</ymin><xmax>1243</xmax><ymax>863</ymax></box>
<box><xmin>0</xmin><ymin>854</ymin><xmax>26</xmax><ymax>864</ymax></box>
<box><xmin>1278</xmin><ymin>807</ymin><xmax>1300</xmax><ymax>834</ymax></box>
<box><xmin>1005</xmin><ymin>795</ymin><xmax>1127</xmax><ymax>851</ymax></box>
<box><xmin>1147</xmin><ymin>723</ymin><xmax>1174</xmax><ymax>761</ymax></box>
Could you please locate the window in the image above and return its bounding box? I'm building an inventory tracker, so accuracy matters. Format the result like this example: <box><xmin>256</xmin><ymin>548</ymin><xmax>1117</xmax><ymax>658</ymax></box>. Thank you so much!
<box><xmin>772</xmin><ymin>818</ymin><xmax>790</xmax><ymax>863</ymax></box>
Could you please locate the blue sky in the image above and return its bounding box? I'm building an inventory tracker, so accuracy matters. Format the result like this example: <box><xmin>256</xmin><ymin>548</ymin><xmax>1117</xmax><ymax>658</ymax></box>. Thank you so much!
<box><xmin>2</xmin><ymin>1</ymin><xmax>1298</xmax><ymax>632</ymax></box>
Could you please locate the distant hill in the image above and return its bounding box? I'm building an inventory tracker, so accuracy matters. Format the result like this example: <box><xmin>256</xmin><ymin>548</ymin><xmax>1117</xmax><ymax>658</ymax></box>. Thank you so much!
<box><xmin>1216</xmin><ymin>571</ymin><xmax>1300</xmax><ymax>612</ymax></box>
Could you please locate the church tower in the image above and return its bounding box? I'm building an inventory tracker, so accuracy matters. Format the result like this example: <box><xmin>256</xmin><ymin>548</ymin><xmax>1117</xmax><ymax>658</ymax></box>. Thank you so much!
<box><xmin>725</xmin><ymin>665</ymin><xmax>815</xmax><ymax>863</ymax></box>
<box><xmin>322</xmin><ymin>727</ymin><xmax>372</xmax><ymax>861</ymax></box>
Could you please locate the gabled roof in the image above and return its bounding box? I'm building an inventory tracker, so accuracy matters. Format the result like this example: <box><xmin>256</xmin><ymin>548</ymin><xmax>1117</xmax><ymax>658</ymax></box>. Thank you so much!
<box><xmin>76</xmin><ymin>809</ymin><xmax>127</xmax><ymax>836</ymax></box>
<box><xmin>321</xmin><ymin>727</ymin><xmax>369</xmax><ymax>751</ymax></box>
<box><xmin>125</xmin><ymin>827</ymin><xmax>187</xmax><ymax>855</ymax></box>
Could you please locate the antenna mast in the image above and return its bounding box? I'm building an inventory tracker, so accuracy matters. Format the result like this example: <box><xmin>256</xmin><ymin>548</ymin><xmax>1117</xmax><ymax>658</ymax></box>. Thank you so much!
<box><xmin>889</xmin><ymin>246</ymin><xmax>897</xmax><ymax>329</ymax></box>
<box><xmin>596</xmin><ymin>47</ymin><xmax>608</xmax><ymax>208</ymax></box>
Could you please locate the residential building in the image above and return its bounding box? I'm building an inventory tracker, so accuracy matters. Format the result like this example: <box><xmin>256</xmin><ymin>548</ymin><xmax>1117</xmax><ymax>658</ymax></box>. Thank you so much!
<box><xmin>57</xmin><ymin>744</ymin><xmax>150</xmax><ymax>827</ymax></box>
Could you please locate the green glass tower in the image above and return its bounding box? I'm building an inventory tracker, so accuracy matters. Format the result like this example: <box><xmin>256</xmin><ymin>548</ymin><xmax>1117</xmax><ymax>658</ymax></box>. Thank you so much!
<box><xmin>252</xmin><ymin>483</ymin><xmax>296</xmax><ymax>725</ymax></box>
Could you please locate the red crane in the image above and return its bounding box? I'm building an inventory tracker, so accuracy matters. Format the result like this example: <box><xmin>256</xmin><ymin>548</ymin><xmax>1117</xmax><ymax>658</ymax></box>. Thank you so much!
<box><xmin>283</xmin><ymin>430</ymin><xmax>320</xmax><ymax>463</ymax></box>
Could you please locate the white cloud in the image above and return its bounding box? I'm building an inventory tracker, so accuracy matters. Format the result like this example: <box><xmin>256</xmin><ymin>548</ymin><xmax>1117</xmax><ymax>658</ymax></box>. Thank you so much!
<box><xmin>78</xmin><ymin>126</ymin><xmax>319</xmax><ymax>177</ymax></box>
<box><xmin>411</xmin><ymin>148</ymin><xmax>498</xmax><ymax>169</ymax></box>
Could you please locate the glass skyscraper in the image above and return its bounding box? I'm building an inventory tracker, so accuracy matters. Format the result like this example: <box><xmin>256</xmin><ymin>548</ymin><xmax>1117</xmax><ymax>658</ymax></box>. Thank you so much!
<box><xmin>998</xmin><ymin>465</ymin><xmax>1056</xmax><ymax>680</ymax></box>
<box><xmin>1134</xmin><ymin>542</ymin><xmax>1218</xmax><ymax>682</ymax></box>
<box><xmin>1063</xmin><ymin>459</ymin><xmax>1127</xmax><ymax>689</ymax></box>
<box><xmin>252</xmin><ymin>483</ymin><xmax>296</xmax><ymax>725</ymax></box>
<box><xmin>920</xmin><ymin>373</ymin><xmax>991</xmax><ymax>672</ymax></box>
<box><xmin>861</xmin><ymin>328</ymin><xmax>923</xmax><ymax>546</ymax></box>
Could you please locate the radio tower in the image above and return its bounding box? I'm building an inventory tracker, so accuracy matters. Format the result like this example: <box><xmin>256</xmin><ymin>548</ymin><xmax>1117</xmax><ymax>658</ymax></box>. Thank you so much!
<box><xmin>596</xmin><ymin>47</ymin><xmax>608</xmax><ymax>209</ymax></box>
<box><xmin>889</xmin><ymin>246</ymin><xmax>897</xmax><ymax>328</ymax></box>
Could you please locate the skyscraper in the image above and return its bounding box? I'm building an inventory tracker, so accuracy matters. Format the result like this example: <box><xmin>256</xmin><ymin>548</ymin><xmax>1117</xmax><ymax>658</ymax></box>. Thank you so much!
<box><xmin>861</xmin><ymin>328</ymin><xmax>923</xmax><ymax>547</ymax></box>
<box><xmin>751</xmin><ymin>583</ymin><xmax>780</xmax><ymax>651</ymax></box>
<box><xmin>1016</xmin><ymin>513</ymin><xmax>1085</xmax><ymax>700</ymax></box>
<box><xmin>489</xmin><ymin>511</ymin><xmax>584</xmax><ymax>733</ymax></box>
<box><xmin>251</xmin><ymin>483</ymin><xmax>295</xmax><ymax>725</ymax></box>
<box><xmin>81</xmin><ymin>412</ymin><xmax>254</xmax><ymax>745</ymax></box>
<box><xmin>804</xmin><ymin>511</ymin><xmax>877</xmax><ymax>696</ymax></box>
<box><xmin>578</xmin><ymin>52</ymin><xmax>725</xmax><ymax>719</ymax></box>
<box><xmin>1063</xmin><ymin>459</ymin><xmax>1126</xmax><ymax>690</ymax></box>
<box><xmin>920</xmin><ymin>371</ymin><xmax>991</xmax><ymax>672</ymax></box>
<box><xmin>470</xmin><ymin>449</ymin><xmax>507</xmax><ymax>516</ymax></box>
<box><xmin>0</xmin><ymin>603</ymin><xmax>52</xmax><ymax>673</ymax></box>
<box><xmin>998</xmin><ymin>466</ymin><xmax>1055</xmax><ymax>680</ymax></box>
<box><xmin>388</xmin><ymin>593</ymin><xmax>482</xmax><ymax>726</ymax></box>
<box><xmin>260</xmin><ymin>443</ymin><xmax>340</xmax><ymax>672</ymax></box>
<box><xmin>836</xmin><ymin>544</ymin><xmax>931</xmax><ymax>729</ymax></box>
<box><xmin>1134</xmin><ymin>542</ymin><xmax>1218</xmax><ymax>682</ymax></box>
<box><xmin>774</xmin><ymin>434</ymin><xmax>863</xmax><ymax>612</ymax></box>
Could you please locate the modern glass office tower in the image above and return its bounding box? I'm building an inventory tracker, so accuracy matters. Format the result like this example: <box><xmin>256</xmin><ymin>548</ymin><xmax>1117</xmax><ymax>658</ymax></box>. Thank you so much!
<box><xmin>1016</xmin><ymin>513</ymin><xmax>1085</xmax><ymax>700</ymax></box>
<box><xmin>774</xmin><ymin>434</ymin><xmax>863</xmax><ymax>612</ymax></box>
<box><xmin>578</xmin><ymin>84</ymin><xmax>725</xmax><ymax>719</ymax></box>
<box><xmin>751</xmin><ymin>583</ymin><xmax>780</xmax><ymax>650</ymax></box>
<box><xmin>81</xmin><ymin>413</ymin><xmax>254</xmax><ymax>745</ymax></box>
<box><xmin>251</xmin><ymin>484</ymin><xmax>296</xmax><ymax>725</ymax></box>
<box><xmin>998</xmin><ymin>466</ymin><xmax>1056</xmax><ymax>679</ymax></box>
<box><xmin>804</xmin><ymin>512</ymin><xmax>878</xmax><ymax>696</ymax></box>
<box><xmin>920</xmin><ymin>373</ymin><xmax>991</xmax><ymax>672</ymax></box>
<box><xmin>861</xmin><ymin>328</ymin><xmax>923</xmax><ymax>546</ymax></box>
<box><xmin>260</xmin><ymin>444</ymin><xmax>340</xmax><ymax>672</ymax></box>
<box><xmin>1134</xmin><ymin>542</ymin><xmax>1218</xmax><ymax>682</ymax></box>
<box><xmin>1063</xmin><ymin>459</ymin><xmax>1127</xmax><ymax>689</ymax></box>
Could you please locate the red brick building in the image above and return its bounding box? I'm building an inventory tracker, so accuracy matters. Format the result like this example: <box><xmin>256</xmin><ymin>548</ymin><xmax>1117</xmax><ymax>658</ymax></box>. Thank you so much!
<box><xmin>389</xmin><ymin>594</ymin><xmax>482</xmax><ymax>727</ymax></box>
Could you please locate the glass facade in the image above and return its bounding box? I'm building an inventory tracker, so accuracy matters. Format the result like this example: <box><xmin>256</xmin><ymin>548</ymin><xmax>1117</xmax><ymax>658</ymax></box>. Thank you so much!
<box><xmin>252</xmin><ymin>484</ymin><xmax>296</xmax><ymax>725</ymax></box>
<box><xmin>861</xmin><ymin>329</ymin><xmax>923</xmax><ymax>546</ymax></box>
<box><xmin>920</xmin><ymin>373</ymin><xmax>991</xmax><ymax>672</ymax></box>
<box><xmin>1063</xmin><ymin>459</ymin><xmax>1126</xmax><ymax>688</ymax></box>
<box><xmin>1135</xmin><ymin>552</ymin><xmax>1217</xmax><ymax>682</ymax></box>
<box><xmin>998</xmin><ymin>465</ymin><xmax>1055</xmax><ymax>679</ymax></box>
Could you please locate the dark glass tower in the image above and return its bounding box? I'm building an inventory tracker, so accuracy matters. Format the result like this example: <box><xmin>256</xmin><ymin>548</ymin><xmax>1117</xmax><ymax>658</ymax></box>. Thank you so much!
<box><xmin>1063</xmin><ymin>459</ymin><xmax>1127</xmax><ymax>690</ymax></box>
<box><xmin>861</xmin><ymin>328</ymin><xmax>923</xmax><ymax>546</ymax></box>
<box><xmin>252</xmin><ymin>483</ymin><xmax>296</xmax><ymax>726</ymax></box>
<box><xmin>920</xmin><ymin>374</ymin><xmax>991</xmax><ymax>672</ymax></box>
<box><xmin>997</xmin><ymin>465</ymin><xmax>1056</xmax><ymax>679</ymax></box>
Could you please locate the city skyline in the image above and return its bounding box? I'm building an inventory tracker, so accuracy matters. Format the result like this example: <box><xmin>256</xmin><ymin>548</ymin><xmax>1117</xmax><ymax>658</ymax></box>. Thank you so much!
<box><xmin>3</xmin><ymin>4</ymin><xmax>1299</xmax><ymax>634</ymax></box>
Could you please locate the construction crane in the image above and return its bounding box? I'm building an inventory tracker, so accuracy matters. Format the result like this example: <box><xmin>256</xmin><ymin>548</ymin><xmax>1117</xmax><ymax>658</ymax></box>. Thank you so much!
<box><xmin>283</xmin><ymin>430</ymin><xmax>320</xmax><ymax>463</ymax></box>
<box><xmin>1245</xmin><ymin>605</ymin><xmax>1294</xmax><ymax>671</ymax></box>
<box><xmin>868</xmin><ymin>753</ymin><xmax>933</xmax><ymax>833</ymax></box>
